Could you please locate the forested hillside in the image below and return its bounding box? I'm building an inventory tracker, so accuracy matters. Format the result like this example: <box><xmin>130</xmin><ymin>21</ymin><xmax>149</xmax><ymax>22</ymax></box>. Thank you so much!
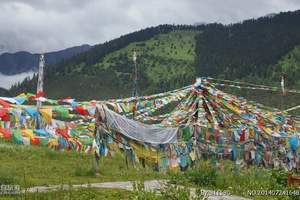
<box><xmin>10</xmin><ymin>25</ymin><xmax>203</xmax><ymax>99</ymax></box>
<box><xmin>271</xmin><ymin>45</ymin><xmax>300</xmax><ymax>88</ymax></box>
<box><xmin>195</xmin><ymin>10</ymin><xmax>300</xmax><ymax>88</ymax></box>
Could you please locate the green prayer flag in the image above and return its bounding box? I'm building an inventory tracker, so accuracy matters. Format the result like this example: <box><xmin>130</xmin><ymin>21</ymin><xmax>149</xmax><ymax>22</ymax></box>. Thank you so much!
<box><xmin>182</xmin><ymin>126</ymin><xmax>191</xmax><ymax>141</ymax></box>
<box><xmin>12</xmin><ymin>129</ymin><xmax>23</xmax><ymax>144</ymax></box>
<box><xmin>54</xmin><ymin>106</ymin><xmax>69</xmax><ymax>118</ymax></box>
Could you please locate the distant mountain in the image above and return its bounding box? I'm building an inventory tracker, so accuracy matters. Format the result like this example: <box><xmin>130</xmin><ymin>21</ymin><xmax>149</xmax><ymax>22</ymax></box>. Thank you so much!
<box><xmin>0</xmin><ymin>44</ymin><xmax>91</xmax><ymax>75</ymax></box>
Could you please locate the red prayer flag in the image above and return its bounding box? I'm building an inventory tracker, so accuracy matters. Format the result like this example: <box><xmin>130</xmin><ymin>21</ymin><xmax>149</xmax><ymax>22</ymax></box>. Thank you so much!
<box><xmin>0</xmin><ymin>127</ymin><xmax>12</xmax><ymax>139</ymax></box>
<box><xmin>0</xmin><ymin>109</ymin><xmax>10</xmax><ymax>121</ymax></box>
<box><xmin>75</xmin><ymin>106</ymin><xmax>89</xmax><ymax>116</ymax></box>
<box><xmin>240</xmin><ymin>130</ymin><xmax>246</xmax><ymax>142</ymax></box>
<box><xmin>30</xmin><ymin>138</ymin><xmax>40</xmax><ymax>145</ymax></box>
<box><xmin>0</xmin><ymin>99</ymin><xmax>11</xmax><ymax>108</ymax></box>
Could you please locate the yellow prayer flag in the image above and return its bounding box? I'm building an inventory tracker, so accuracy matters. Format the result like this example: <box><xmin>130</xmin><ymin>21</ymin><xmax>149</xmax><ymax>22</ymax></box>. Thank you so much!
<box><xmin>39</xmin><ymin>108</ymin><xmax>52</xmax><ymax>124</ymax></box>
<box><xmin>22</xmin><ymin>129</ymin><xmax>35</xmax><ymax>139</ymax></box>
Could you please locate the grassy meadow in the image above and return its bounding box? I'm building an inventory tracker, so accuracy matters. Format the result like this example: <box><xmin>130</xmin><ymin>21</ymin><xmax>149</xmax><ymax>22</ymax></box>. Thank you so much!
<box><xmin>0</xmin><ymin>140</ymin><xmax>299</xmax><ymax>200</ymax></box>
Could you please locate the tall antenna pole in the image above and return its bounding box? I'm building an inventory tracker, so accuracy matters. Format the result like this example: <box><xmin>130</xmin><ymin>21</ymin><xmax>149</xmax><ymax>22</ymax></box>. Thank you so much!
<box><xmin>36</xmin><ymin>53</ymin><xmax>45</xmax><ymax>108</ymax></box>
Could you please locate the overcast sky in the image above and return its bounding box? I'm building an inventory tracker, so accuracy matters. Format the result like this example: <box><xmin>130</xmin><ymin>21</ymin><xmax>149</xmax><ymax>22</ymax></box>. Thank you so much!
<box><xmin>0</xmin><ymin>0</ymin><xmax>299</xmax><ymax>54</ymax></box>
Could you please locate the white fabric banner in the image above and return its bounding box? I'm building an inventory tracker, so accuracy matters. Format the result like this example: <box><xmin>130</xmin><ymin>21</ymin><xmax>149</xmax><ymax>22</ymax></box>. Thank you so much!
<box><xmin>103</xmin><ymin>107</ymin><xmax>178</xmax><ymax>144</ymax></box>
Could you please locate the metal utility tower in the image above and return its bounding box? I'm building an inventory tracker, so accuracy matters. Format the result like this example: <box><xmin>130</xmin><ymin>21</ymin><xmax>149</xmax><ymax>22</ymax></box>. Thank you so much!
<box><xmin>36</xmin><ymin>54</ymin><xmax>45</xmax><ymax>108</ymax></box>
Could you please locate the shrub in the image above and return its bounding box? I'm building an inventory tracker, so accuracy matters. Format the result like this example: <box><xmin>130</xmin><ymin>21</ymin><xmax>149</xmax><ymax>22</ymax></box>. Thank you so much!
<box><xmin>271</xmin><ymin>169</ymin><xmax>289</xmax><ymax>187</ymax></box>
<box><xmin>74</xmin><ymin>166</ymin><xmax>96</xmax><ymax>177</ymax></box>
<box><xmin>187</xmin><ymin>161</ymin><xmax>217</xmax><ymax>187</ymax></box>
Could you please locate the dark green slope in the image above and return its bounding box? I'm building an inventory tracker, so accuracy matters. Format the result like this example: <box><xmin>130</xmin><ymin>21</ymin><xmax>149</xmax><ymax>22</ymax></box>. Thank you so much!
<box><xmin>195</xmin><ymin>10</ymin><xmax>300</xmax><ymax>88</ymax></box>
<box><xmin>271</xmin><ymin>45</ymin><xmax>300</xmax><ymax>88</ymax></box>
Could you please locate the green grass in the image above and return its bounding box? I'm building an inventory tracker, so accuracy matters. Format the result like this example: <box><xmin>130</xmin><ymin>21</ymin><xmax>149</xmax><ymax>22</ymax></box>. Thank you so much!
<box><xmin>99</xmin><ymin>30</ymin><xmax>197</xmax><ymax>69</ymax></box>
<box><xmin>168</xmin><ymin>160</ymin><xmax>299</xmax><ymax>200</ymax></box>
<box><xmin>0</xmin><ymin>142</ymin><xmax>165</xmax><ymax>188</ymax></box>
<box><xmin>1</xmin><ymin>188</ymin><xmax>132</xmax><ymax>200</ymax></box>
<box><xmin>1</xmin><ymin>141</ymin><xmax>299</xmax><ymax>200</ymax></box>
